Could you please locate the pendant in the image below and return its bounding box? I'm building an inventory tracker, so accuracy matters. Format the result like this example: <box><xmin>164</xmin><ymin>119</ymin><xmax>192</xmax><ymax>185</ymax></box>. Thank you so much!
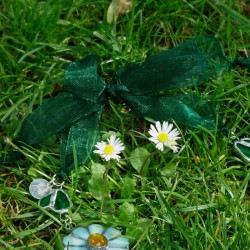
<box><xmin>233</xmin><ymin>137</ymin><xmax>250</xmax><ymax>162</ymax></box>
<box><xmin>38</xmin><ymin>189</ymin><xmax>71</xmax><ymax>214</ymax></box>
<box><xmin>63</xmin><ymin>224</ymin><xmax>129</xmax><ymax>250</ymax></box>
<box><xmin>29</xmin><ymin>175</ymin><xmax>71</xmax><ymax>214</ymax></box>
<box><xmin>29</xmin><ymin>178</ymin><xmax>52</xmax><ymax>199</ymax></box>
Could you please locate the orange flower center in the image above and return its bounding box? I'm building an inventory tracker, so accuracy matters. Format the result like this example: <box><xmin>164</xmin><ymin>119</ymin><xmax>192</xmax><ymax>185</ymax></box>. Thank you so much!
<box><xmin>87</xmin><ymin>233</ymin><xmax>108</xmax><ymax>247</ymax></box>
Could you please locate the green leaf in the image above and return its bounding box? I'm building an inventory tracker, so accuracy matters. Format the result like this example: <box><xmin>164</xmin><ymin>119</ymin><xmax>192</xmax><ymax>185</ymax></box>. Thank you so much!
<box><xmin>88</xmin><ymin>163</ymin><xmax>105</xmax><ymax>200</ymax></box>
<box><xmin>27</xmin><ymin>167</ymin><xmax>42</xmax><ymax>178</ymax></box>
<box><xmin>53</xmin><ymin>231</ymin><xmax>64</xmax><ymax>250</ymax></box>
<box><xmin>129</xmin><ymin>147</ymin><xmax>150</xmax><ymax>173</ymax></box>
<box><xmin>126</xmin><ymin>218</ymin><xmax>151</xmax><ymax>243</ymax></box>
<box><xmin>121</xmin><ymin>176</ymin><xmax>136</xmax><ymax>199</ymax></box>
<box><xmin>160</xmin><ymin>163</ymin><xmax>176</xmax><ymax>177</ymax></box>
<box><xmin>90</xmin><ymin>162</ymin><xmax>106</xmax><ymax>175</ymax></box>
<box><xmin>102</xmin><ymin>131</ymin><xmax>121</xmax><ymax>141</ymax></box>
<box><xmin>117</xmin><ymin>202</ymin><xmax>135</xmax><ymax>223</ymax></box>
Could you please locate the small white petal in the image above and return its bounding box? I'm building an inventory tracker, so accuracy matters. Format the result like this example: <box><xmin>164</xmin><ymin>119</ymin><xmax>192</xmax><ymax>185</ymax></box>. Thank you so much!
<box><xmin>114</xmin><ymin>145</ymin><xmax>125</xmax><ymax>152</ymax></box>
<box><xmin>148</xmin><ymin>130</ymin><xmax>155</xmax><ymax>138</ymax></box>
<box><xmin>108</xmin><ymin>135</ymin><xmax>116</xmax><ymax>145</ymax></box>
<box><xmin>173</xmin><ymin>148</ymin><xmax>179</xmax><ymax>153</ymax></box>
<box><xmin>155</xmin><ymin>121</ymin><xmax>162</xmax><ymax>133</ymax></box>
<box><xmin>149</xmin><ymin>125</ymin><xmax>158</xmax><ymax>136</ymax></box>
<box><xmin>114</xmin><ymin>137</ymin><xmax>121</xmax><ymax>145</ymax></box>
<box><xmin>113</xmin><ymin>155</ymin><xmax>120</xmax><ymax>161</ymax></box>
<box><xmin>149</xmin><ymin>137</ymin><xmax>159</xmax><ymax>144</ymax></box>
<box><xmin>104</xmin><ymin>155</ymin><xmax>111</xmax><ymax>161</ymax></box>
<box><xmin>156</xmin><ymin>143</ymin><xmax>164</xmax><ymax>151</ymax></box>
<box><xmin>162</xmin><ymin>121</ymin><xmax>168</xmax><ymax>132</ymax></box>
<box><xmin>169</xmin><ymin>129</ymin><xmax>180</xmax><ymax>137</ymax></box>
<box><xmin>93</xmin><ymin>149</ymin><xmax>103</xmax><ymax>154</ymax></box>
<box><xmin>166</xmin><ymin>123</ymin><xmax>173</xmax><ymax>133</ymax></box>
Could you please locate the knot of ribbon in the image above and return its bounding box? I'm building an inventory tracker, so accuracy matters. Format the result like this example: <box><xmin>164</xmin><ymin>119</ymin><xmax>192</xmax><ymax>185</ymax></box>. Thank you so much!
<box><xmin>19</xmin><ymin>35</ymin><xmax>249</xmax><ymax>180</ymax></box>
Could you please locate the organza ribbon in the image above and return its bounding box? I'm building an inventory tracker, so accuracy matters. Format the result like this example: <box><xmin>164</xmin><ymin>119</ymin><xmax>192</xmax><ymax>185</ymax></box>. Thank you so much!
<box><xmin>19</xmin><ymin>35</ymin><xmax>249</xmax><ymax>179</ymax></box>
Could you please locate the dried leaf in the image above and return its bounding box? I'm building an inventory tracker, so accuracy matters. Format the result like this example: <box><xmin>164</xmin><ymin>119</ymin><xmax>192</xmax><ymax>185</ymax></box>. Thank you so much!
<box><xmin>107</xmin><ymin>0</ymin><xmax>132</xmax><ymax>24</ymax></box>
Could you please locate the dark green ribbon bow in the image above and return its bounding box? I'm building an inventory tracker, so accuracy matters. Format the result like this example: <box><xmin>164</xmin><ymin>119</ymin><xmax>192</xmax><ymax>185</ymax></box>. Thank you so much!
<box><xmin>19</xmin><ymin>35</ymin><xmax>249</xmax><ymax>179</ymax></box>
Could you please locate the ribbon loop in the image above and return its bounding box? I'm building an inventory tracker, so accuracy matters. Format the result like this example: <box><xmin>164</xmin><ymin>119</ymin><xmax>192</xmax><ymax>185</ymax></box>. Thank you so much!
<box><xmin>19</xmin><ymin>92</ymin><xmax>97</xmax><ymax>145</ymax></box>
<box><xmin>117</xmin><ymin>35</ymin><xmax>231</xmax><ymax>94</ymax></box>
<box><xmin>64</xmin><ymin>55</ymin><xmax>106</xmax><ymax>102</ymax></box>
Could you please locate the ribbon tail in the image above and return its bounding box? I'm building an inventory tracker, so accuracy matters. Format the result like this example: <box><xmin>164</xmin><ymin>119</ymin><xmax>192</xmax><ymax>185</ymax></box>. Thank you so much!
<box><xmin>58</xmin><ymin>111</ymin><xmax>102</xmax><ymax>178</ymax></box>
<box><xmin>123</xmin><ymin>94</ymin><xmax>224</xmax><ymax>131</ymax></box>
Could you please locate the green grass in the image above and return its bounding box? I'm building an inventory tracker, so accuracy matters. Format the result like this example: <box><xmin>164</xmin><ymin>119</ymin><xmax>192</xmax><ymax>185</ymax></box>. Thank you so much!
<box><xmin>1</xmin><ymin>0</ymin><xmax>250</xmax><ymax>249</ymax></box>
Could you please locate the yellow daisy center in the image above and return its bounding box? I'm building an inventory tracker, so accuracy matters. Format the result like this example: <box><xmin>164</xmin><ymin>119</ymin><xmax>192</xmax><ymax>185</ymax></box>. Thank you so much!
<box><xmin>87</xmin><ymin>233</ymin><xmax>108</xmax><ymax>247</ymax></box>
<box><xmin>158</xmin><ymin>132</ymin><xmax>168</xmax><ymax>143</ymax></box>
<box><xmin>104</xmin><ymin>144</ymin><xmax>114</xmax><ymax>155</ymax></box>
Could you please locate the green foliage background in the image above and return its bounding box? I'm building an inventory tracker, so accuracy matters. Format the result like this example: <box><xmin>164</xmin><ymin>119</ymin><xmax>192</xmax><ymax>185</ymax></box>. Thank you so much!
<box><xmin>0</xmin><ymin>0</ymin><xmax>250</xmax><ymax>249</ymax></box>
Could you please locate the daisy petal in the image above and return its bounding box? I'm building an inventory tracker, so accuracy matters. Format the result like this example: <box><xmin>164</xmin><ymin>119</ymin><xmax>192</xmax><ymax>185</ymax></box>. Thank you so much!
<box><xmin>156</xmin><ymin>143</ymin><xmax>164</xmax><ymax>151</ymax></box>
<box><xmin>155</xmin><ymin>121</ymin><xmax>162</xmax><ymax>133</ymax></box>
<box><xmin>149</xmin><ymin>124</ymin><xmax>158</xmax><ymax>136</ymax></box>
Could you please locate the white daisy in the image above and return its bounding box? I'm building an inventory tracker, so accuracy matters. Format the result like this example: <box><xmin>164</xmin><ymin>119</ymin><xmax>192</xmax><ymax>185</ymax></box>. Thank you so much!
<box><xmin>94</xmin><ymin>135</ymin><xmax>125</xmax><ymax>161</ymax></box>
<box><xmin>148</xmin><ymin>121</ymin><xmax>181</xmax><ymax>152</ymax></box>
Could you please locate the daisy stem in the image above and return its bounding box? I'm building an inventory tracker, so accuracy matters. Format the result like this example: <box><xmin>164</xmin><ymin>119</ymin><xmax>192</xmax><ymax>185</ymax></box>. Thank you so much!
<box><xmin>100</xmin><ymin>161</ymin><xmax>111</xmax><ymax>215</ymax></box>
